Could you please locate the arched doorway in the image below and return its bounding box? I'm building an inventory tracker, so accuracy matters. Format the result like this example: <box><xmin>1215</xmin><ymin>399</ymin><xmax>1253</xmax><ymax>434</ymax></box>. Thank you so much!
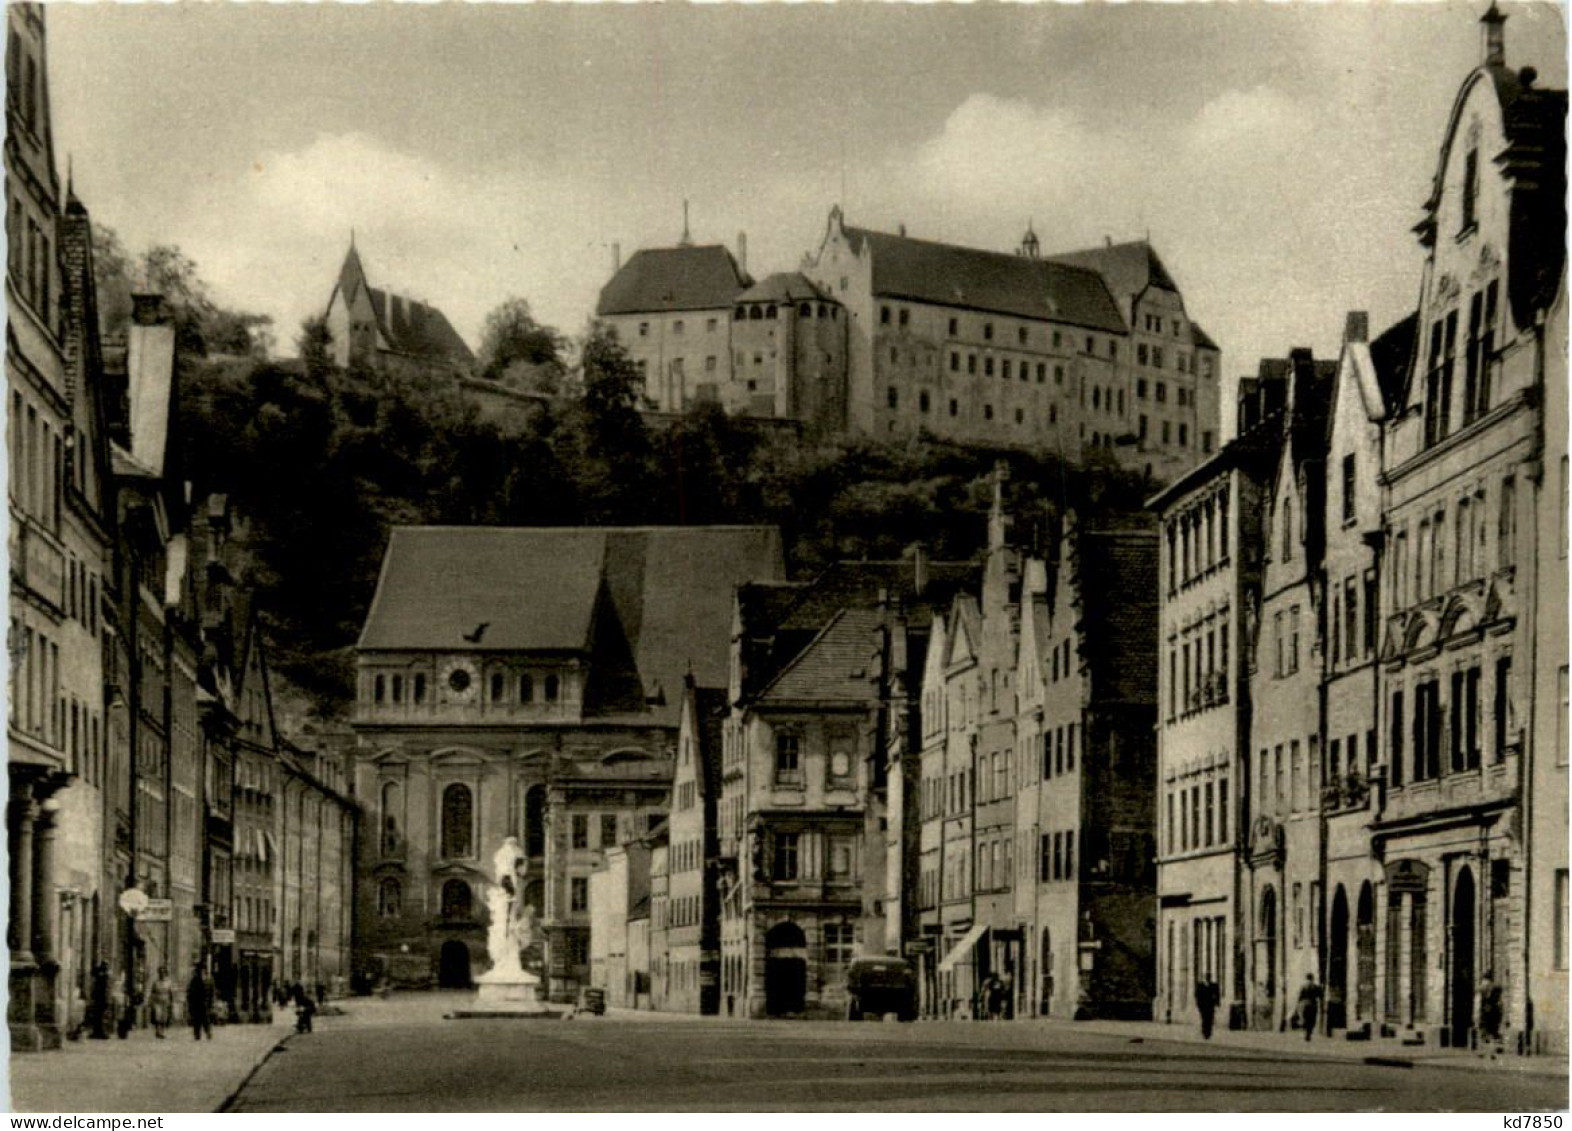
<box><xmin>1355</xmin><ymin>882</ymin><xmax>1376</xmax><ymax>1023</ymax></box>
<box><xmin>764</xmin><ymin>922</ymin><xmax>807</xmax><ymax>1017</ymax></box>
<box><xmin>1328</xmin><ymin>886</ymin><xmax>1349</xmax><ymax>1031</ymax></box>
<box><xmin>1257</xmin><ymin>886</ymin><xmax>1278</xmax><ymax>1029</ymax></box>
<box><xmin>1451</xmin><ymin>867</ymin><xmax>1476</xmax><ymax>1048</ymax></box>
<box><xmin>438</xmin><ymin>940</ymin><xmax>472</xmax><ymax>988</ymax></box>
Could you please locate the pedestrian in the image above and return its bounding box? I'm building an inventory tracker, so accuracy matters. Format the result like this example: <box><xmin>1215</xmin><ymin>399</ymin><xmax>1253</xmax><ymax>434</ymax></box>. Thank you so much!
<box><xmin>148</xmin><ymin>966</ymin><xmax>175</xmax><ymax>1039</ymax></box>
<box><xmin>293</xmin><ymin>982</ymin><xmax>316</xmax><ymax>1034</ymax></box>
<box><xmin>1479</xmin><ymin>972</ymin><xmax>1504</xmax><ymax>1046</ymax></box>
<box><xmin>186</xmin><ymin>963</ymin><xmax>213</xmax><ymax>1040</ymax></box>
<box><xmin>1195</xmin><ymin>977</ymin><xmax>1218</xmax><ymax>1040</ymax></box>
<box><xmin>1296</xmin><ymin>973</ymin><xmax>1323</xmax><ymax>1041</ymax></box>
<box><xmin>88</xmin><ymin>961</ymin><xmax>111</xmax><ymax>1040</ymax></box>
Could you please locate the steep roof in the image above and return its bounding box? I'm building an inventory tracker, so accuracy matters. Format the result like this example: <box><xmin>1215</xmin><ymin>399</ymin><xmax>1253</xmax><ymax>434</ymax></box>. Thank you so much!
<box><xmin>1370</xmin><ymin>313</ymin><xmax>1418</xmax><ymax>416</ymax></box>
<box><xmin>736</xmin><ymin>272</ymin><xmax>832</xmax><ymax>305</ymax></box>
<box><xmin>367</xmin><ymin>287</ymin><xmax>474</xmax><ymax>365</ymax></box>
<box><xmin>1047</xmin><ymin>240</ymin><xmax>1180</xmax><ymax>321</ymax></box>
<box><xmin>758</xmin><ymin>607</ymin><xmax>882</xmax><ymax>704</ymax></box>
<box><xmin>597</xmin><ymin>245</ymin><xmax>752</xmax><ymax>316</ymax></box>
<box><xmin>360</xmin><ymin>526</ymin><xmax>784</xmax><ymax>724</ymax></box>
<box><xmin>1190</xmin><ymin>322</ymin><xmax>1219</xmax><ymax>351</ymax></box>
<box><xmin>839</xmin><ymin>225</ymin><xmax>1126</xmax><ymax>334</ymax></box>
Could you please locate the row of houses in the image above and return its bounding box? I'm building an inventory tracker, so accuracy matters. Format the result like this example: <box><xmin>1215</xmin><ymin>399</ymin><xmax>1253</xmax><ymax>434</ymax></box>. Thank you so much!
<box><xmin>7</xmin><ymin>3</ymin><xmax>355</xmax><ymax>1052</ymax></box>
<box><xmin>1153</xmin><ymin>6</ymin><xmax>1567</xmax><ymax>1053</ymax></box>
<box><xmin>574</xmin><ymin>8</ymin><xmax>1566</xmax><ymax>1056</ymax></box>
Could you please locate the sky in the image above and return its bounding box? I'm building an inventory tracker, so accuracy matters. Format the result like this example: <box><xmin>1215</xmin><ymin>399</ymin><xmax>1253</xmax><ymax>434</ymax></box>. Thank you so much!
<box><xmin>47</xmin><ymin>1</ymin><xmax>1568</xmax><ymax>429</ymax></box>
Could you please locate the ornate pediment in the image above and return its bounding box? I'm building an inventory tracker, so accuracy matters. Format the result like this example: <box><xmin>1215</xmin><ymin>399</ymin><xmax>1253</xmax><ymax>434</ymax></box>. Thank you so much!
<box><xmin>1248</xmin><ymin>816</ymin><xmax>1285</xmax><ymax>867</ymax></box>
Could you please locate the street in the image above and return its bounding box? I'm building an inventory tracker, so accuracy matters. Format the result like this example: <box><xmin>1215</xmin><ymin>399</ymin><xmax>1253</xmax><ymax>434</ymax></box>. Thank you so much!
<box><xmin>224</xmin><ymin>993</ymin><xmax>1568</xmax><ymax>1113</ymax></box>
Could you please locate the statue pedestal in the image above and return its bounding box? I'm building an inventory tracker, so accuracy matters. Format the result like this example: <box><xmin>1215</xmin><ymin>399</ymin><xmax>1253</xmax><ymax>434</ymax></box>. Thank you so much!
<box><xmin>450</xmin><ymin>968</ymin><xmax>563</xmax><ymax>1020</ymax></box>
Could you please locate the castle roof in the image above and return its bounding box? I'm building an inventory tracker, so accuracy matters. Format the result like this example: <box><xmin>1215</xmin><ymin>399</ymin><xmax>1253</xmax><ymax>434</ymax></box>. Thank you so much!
<box><xmin>838</xmin><ymin>224</ymin><xmax>1126</xmax><ymax>334</ymax></box>
<box><xmin>597</xmin><ymin>245</ymin><xmax>752</xmax><ymax>316</ymax></box>
<box><xmin>735</xmin><ymin>272</ymin><xmax>833</xmax><ymax>305</ymax></box>
<box><xmin>1047</xmin><ymin>240</ymin><xmax>1180</xmax><ymax>320</ymax></box>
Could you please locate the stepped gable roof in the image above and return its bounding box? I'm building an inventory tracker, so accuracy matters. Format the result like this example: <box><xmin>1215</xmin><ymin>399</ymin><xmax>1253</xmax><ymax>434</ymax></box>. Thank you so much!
<box><xmin>597</xmin><ymin>244</ymin><xmax>752</xmax><ymax>316</ymax></box>
<box><xmin>366</xmin><ymin>287</ymin><xmax>474</xmax><ymax>365</ymax></box>
<box><xmin>1047</xmin><ymin>240</ymin><xmax>1180</xmax><ymax>321</ymax></box>
<box><xmin>839</xmin><ymin>225</ymin><xmax>1126</xmax><ymax>334</ymax></box>
<box><xmin>359</xmin><ymin>525</ymin><xmax>784</xmax><ymax>724</ymax></box>
<box><xmin>736</xmin><ymin>272</ymin><xmax>832</xmax><ymax>305</ymax></box>
<box><xmin>758</xmin><ymin>606</ymin><xmax>883</xmax><ymax>704</ymax></box>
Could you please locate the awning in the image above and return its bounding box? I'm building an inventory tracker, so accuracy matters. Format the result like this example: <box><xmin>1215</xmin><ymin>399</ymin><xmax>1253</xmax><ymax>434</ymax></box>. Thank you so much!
<box><xmin>937</xmin><ymin>923</ymin><xmax>988</xmax><ymax>973</ymax></box>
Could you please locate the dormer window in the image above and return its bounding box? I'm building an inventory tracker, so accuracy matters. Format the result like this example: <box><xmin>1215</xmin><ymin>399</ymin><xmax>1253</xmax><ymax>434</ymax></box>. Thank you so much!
<box><xmin>490</xmin><ymin>672</ymin><xmax>505</xmax><ymax>702</ymax></box>
<box><xmin>544</xmin><ymin>674</ymin><xmax>560</xmax><ymax>702</ymax></box>
<box><xmin>520</xmin><ymin>674</ymin><xmax>534</xmax><ymax>704</ymax></box>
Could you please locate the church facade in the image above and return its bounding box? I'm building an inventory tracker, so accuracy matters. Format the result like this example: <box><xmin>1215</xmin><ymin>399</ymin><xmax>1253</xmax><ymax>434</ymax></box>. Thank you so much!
<box><xmin>350</xmin><ymin>525</ymin><xmax>783</xmax><ymax>1000</ymax></box>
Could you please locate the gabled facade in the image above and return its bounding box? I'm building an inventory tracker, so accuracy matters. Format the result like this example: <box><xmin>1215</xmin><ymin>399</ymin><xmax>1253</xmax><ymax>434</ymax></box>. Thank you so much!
<box><xmin>1375</xmin><ymin>7</ymin><xmax>1565</xmax><ymax>1050</ymax></box>
<box><xmin>1243</xmin><ymin>349</ymin><xmax>1335</xmax><ymax>1032</ymax></box>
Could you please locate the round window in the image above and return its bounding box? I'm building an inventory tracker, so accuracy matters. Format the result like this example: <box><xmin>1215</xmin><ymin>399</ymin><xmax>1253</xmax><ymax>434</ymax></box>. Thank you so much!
<box><xmin>448</xmin><ymin>668</ymin><xmax>471</xmax><ymax>693</ymax></box>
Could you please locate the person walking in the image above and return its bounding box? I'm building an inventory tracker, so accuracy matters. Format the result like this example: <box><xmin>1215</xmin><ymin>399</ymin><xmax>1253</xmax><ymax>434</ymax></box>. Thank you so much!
<box><xmin>1195</xmin><ymin>977</ymin><xmax>1218</xmax><ymax>1040</ymax></box>
<box><xmin>1296</xmin><ymin>973</ymin><xmax>1323</xmax><ymax>1041</ymax></box>
<box><xmin>148</xmin><ymin>967</ymin><xmax>175</xmax><ymax>1039</ymax></box>
<box><xmin>293</xmin><ymin>982</ymin><xmax>316</xmax><ymax>1034</ymax></box>
<box><xmin>186</xmin><ymin>963</ymin><xmax>213</xmax><ymax>1040</ymax></box>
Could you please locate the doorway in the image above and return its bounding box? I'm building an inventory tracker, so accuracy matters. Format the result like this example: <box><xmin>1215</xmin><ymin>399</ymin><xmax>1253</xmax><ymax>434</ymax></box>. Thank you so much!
<box><xmin>1328</xmin><ymin>886</ymin><xmax>1349</xmax><ymax>1031</ymax></box>
<box><xmin>1355</xmin><ymin>882</ymin><xmax>1376</xmax><ymax>1023</ymax></box>
<box><xmin>1257</xmin><ymin>886</ymin><xmax>1278</xmax><ymax>1029</ymax></box>
<box><xmin>1450</xmin><ymin>867</ymin><xmax>1476</xmax><ymax>1048</ymax></box>
<box><xmin>764</xmin><ymin>922</ymin><xmax>807</xmax><ymax>1016</ymax></box>
<box><xmin>438</xmin><ymin>940</ymin><xmax>472</xmax><ymax>988</ymax></box>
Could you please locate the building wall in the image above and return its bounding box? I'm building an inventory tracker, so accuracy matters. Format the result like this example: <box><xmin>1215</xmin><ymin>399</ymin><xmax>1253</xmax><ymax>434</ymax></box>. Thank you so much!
<box><xmin>603</xmin><ymin>309</ymin><xmax>734</xmax><ymax>411</ymax></box>
<box><xmin>1376</xmin><ymin>67</ymin><xmax>1538</xmax><ymax>1046</ymax></box>
<box><xmin>1527</xmin><ymin>280</ymin><xmax>1568</xmax><ymax>1052</ymax></box>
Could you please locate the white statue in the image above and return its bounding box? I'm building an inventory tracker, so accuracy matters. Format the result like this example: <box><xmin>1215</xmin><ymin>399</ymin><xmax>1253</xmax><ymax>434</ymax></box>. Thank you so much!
<box><xmin>485</xmin><ymin>836</ymin><xmax>529</xmax><ymax>980</ymax></box>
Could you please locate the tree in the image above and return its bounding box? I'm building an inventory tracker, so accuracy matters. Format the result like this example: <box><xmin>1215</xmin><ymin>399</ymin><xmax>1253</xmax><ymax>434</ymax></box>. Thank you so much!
<box><xmin>477</xmin><ymin>297</ymin><xmax>566</xmax><ymax>392</ymax></box>
<box><xmin>89</xmin><ymin>224</ymin><xmax>272</xmax><ymax>358</ymax></box>
<box><xmin>558</xmin><ymin>321</ymin><xmax>656</xmax><ymax>524</ymax></box>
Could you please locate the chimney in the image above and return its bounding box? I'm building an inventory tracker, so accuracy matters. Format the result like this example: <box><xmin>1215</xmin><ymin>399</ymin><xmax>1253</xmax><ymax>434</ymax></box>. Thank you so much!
<box><xmin>737</xmin><ymin>231</ymin><xmax>747</xmax><ymax>275</ymax></box>
<box><xmin>1105</xmin><ymin>235</ymin><xmax>1113</xmax><ymax>248</ymax></box>
<box><xmin>898</xmin><ymin>222</ymin><xmax>907</xmax><ymax>238</ymax></box>
<box><xmin>912</xmin><ymin>545</ymin><xmax>928</xmax><ymax>597</ymax></box>
<box><xmin>126</xmin><ymin>292</ymin><xmax>176</xmax><ymax>474</ymax></box>
<box><xmin>612</xmin><ymin>242</ymin><xmax>622</xmax><ymax>275</ymax></box>
<box><xmin>1344</xmin><ymin>311</ymin><xmax>1369</xmax><ymax>346</ymax></box>
<box><xmin>1481</xmin><ymin>1</ymin><xmax>1506</xmax><ymax>67</ymax></box>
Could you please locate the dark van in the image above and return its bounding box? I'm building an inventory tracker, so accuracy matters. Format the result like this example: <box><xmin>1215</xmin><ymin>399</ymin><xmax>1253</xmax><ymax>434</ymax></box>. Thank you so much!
<box><xmin>845</xmin><ymin>956</ymin><xmax>917</xmax><ymax>1021</ymax></box>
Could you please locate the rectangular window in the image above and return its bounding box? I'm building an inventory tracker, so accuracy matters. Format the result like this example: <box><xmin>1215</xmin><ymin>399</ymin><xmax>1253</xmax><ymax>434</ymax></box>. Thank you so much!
<box><xmin>1495</xmin><ymin>656</ymin><xmax>1514</xmax><ymax>761</ymax></box>
<box><xmin>572</xmin><ymin>814</ymin><xmax>589</xmax><ymax>849</ymax></box>
<box><xmin>1499</xmin><ymin>476</ymin><xmax>1516</xmax><ymax>568</ymax></box>
<box><xmin>1557</xmin><ymin>870</ymin><xmax>1569</xmax><ymax>971</ymax></box>
<box><xmin>773</xmin><ymin>832</ymin><xmax>800</xmax><ymax>880</ymax></box>
<box><xmin>1218</xmin><ymin>777</ymin><xmax>1228</xmax><ymax>843</ymax></box>
<box><xmin>1342</xmin><ymin>454</ymin><xmax>1356</xmax><ymax>523</ymax></box>
<box><xmin>570</xmin><ymin>877</ymin><xmax>589</xmax><ymax>912</ymax></box>
<box><xmin>1391</xmin><ymin>689</ymin><xmax>1405</xmax><ymax>787</ymax></box>
<box><xmin>601</xmin><ymin>814</ymin><xmax>618</xmax><ymax>848</ymax></box>
<box><xmin>775</xmin><ymin>732</ymin><xmax>802</xmax><ymax>783</ymax></box>
<box><xmin>1462</xmin><ymin>148</ymin><xmax>1479</xmax><ymax>231</ymax></box>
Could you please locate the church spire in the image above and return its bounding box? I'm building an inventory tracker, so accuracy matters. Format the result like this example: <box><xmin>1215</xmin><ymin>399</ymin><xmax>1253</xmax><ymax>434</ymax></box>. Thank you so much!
<box><xmin>680</xmin><ymin>199</ymin><xmax>692</xmax><ymax>247</ymax></box>
<box><xmin>1018</xmin><ymin>219</ymin><xmax>1040</xmax><ymax>259</ymax></box>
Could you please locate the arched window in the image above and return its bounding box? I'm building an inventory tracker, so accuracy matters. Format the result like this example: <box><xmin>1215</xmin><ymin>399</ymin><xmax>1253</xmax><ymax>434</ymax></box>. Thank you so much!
<box><xmin>520</xmin><ymin>674</ymin><xmax>534</xmax><ymax>704</ymax></box>
<box><xmin>799</xmin><ymin>303</ymin><xmax>812</xmax><ymax>318</ymax></box>
<box><xmin>544</xmin><ymin>675</ymin><xmax>560</xmax><ymax>703</ymax></box>
<box><xmin>374</xmin><ymin>675</ymin><xmax>385</xmax><ymax>704</ymax></box>
<box><xmin>441</xmin><ymin>879</ymin><xmax>473</xmax><ymax>921</ymax></box>
<box><xmin>392</xmin><ymin>674</ymin><xmax>404</xmax><ymax>703</ymax></box>
<box><xmin>441</xmin><ymin>783</ymin><xmax>474</xmax><ymax>859</ymax></box>
<box><xmin>765</xmin><ymin>305</ymin><xmax>777</xmax><ymax>320</ymax></box>
<box><xmin>490</xmin><ymin>672</ymin><xmax>505</xmax><ymax>703</ymax></box>
<box><xmin>749</xmin><ymin>306</ymin><xmax>762</xmax><ymax>321</ymax></box>
<box><xmin>380</xmin><ymin>780</ymin><xmax>402</xmax><ymax>854</ymax></box>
